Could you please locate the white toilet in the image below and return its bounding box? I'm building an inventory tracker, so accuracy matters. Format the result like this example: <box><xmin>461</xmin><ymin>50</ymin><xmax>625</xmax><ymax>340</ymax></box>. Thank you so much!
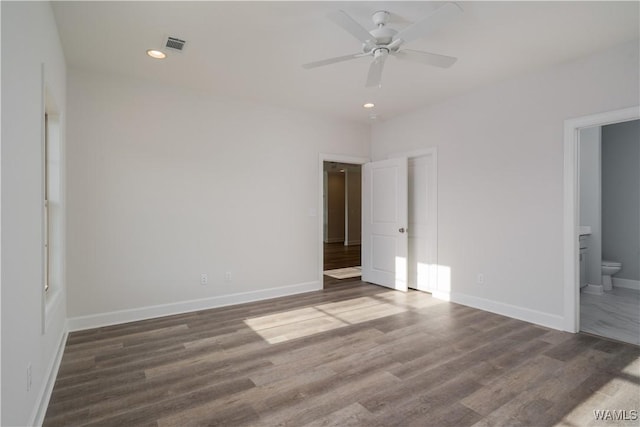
<box><xmin>601</xmin><ymin>260</ymin><xmax>622</xmax><ymax>291</ymax></box>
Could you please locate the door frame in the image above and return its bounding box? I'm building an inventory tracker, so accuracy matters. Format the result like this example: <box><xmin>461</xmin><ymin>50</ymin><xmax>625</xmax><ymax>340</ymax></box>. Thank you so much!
<box><xmin>563</xmin><ymin>106</ymin><xmax>639</xmax><ymax>332</ymax></box>
<box><xmin>318</xmin><ymin>154</ymin><xmax>369</xmax><ymax>283</ymax></box>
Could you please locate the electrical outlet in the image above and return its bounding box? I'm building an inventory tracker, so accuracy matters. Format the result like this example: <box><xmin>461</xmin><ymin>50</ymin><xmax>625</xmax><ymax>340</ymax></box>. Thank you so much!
<box><xmin>224</xmin><ymin>272</ymin><xmax>232</xmax><ymax>282</ymax></box>
<box><xmin>26</xmin><ymin>363</ymin><xmax>32</xmax><ymax>392</ymax></box>
<box><xmin>477</xmin><ymin>273</ymin><xmax>485</xmax><ymax>285</ymax></box>
<box><xmin>200</xmin><ymin>273</ymin><xmax>208</xmax><ymax>285</ymax></box>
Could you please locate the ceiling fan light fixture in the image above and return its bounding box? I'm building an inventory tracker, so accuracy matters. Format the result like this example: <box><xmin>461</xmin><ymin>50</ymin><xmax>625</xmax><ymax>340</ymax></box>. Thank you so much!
<box><xmin>363</xmin><ymin>102</ymin><xmax>375</xmax><ymax>109</ymax></box>
<box><xmin>304</xmin><ymin>4</ymin><xmax>462</xmax><ymax>88</ymax></box>
<box><xmin>146</xmin><ymin>49</ymin><xmax>166</xmax><ymax>59</ymax></box>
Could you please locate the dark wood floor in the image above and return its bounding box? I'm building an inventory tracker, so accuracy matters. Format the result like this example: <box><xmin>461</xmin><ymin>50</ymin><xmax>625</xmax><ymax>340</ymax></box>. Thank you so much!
<box><xmin>44</xmin><ymin>281</ymin><xmax>639</xmax><ymax>427</ymax></box>
<box><xmin>323</xmin><ymin>242</ymin><xmax>361</xmax><ymax>270</ymax></box>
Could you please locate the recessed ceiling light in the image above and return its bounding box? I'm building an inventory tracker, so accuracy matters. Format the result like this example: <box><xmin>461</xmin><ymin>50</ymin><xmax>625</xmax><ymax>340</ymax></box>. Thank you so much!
<box><xmin>146</xmin><ymin>49</ymin><xmax>166</xmax><ymax>59</ymax></box>
<box><xmin>363</xmin><ymin>103</ymin><xmax>375</xmax><ymax>109</ymax></box>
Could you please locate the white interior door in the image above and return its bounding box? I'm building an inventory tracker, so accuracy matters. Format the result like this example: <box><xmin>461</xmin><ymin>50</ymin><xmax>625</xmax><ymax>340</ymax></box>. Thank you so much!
<box><xmin>362</xmin><ymin>158</ymin><xmax>408</xmax><ymax>291</ymax></box>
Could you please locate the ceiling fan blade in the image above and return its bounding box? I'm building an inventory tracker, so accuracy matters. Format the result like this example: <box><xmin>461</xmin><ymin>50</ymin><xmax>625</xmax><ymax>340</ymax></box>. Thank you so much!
<box><xmin>365</xmin><ymin>53</ymin><xmax>388</xmax><ymax>88</ymax></box>
<box><xmin>328</xmin><ymin>10</ymin><xmax>374</xmax><ymax>46</ymax></box>
<box><xmin>394</xmin><ymin>49</ymin><xmax>457</xmax><ymax>68</ymax></box>
<box><xmin>302</xmin><ymin>52</ymin><xmax>366</xmax><ymax>69</ymax></box>
<box><xmin>393</xmin><ymin>2</ymin><xmax>462</xmax><ymax>45</ymax></box>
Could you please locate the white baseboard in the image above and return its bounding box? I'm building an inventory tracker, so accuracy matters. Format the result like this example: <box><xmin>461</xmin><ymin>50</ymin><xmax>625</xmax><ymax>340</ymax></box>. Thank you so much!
<box><xmin>67</xmin><ymin>281</ymin><xmax>321</xmax><ymax>332</ymax></box>
<box><xmin>432</xmin><ymin>290</ymin><xmax>564</xmax><ymax>331</ymax></box>
<box><xmin>30</xmin><ymin>328</ymin><xmax>68</xmax><ymax>427</ymax></box>
<box><xmin>582</xmin><ymin>284</ymin><xmax>604</xmax><ymax>295</ymax></box>
<box><xmin>613</xmin><ymin>277</ymin><xmax>640</xmax><ymax>291</ymax></box>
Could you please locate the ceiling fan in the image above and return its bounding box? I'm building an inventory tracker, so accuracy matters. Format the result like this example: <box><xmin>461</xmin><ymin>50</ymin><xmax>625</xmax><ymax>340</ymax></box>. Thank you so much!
<box><xmin>303</xmin><ymin>2</ymin><xmax>463</xmax><ymax>88</ymax></box>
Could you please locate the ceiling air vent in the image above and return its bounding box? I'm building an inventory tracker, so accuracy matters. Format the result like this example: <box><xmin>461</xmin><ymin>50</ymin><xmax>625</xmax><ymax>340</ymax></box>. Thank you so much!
<box><xmin>164</xmin><ymin>36</ymin><xmax>186</xmax><ymax>52</ymax></box>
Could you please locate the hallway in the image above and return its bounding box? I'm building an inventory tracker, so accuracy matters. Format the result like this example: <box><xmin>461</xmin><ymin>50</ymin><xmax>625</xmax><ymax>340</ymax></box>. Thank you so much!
<box><xmin>323</xmin><ymin>242</ymin><xmax>361</xmax><ymax>270</ymax></box>
<box><xmin>323</xmin><ymin>243</ymin><xmax>361</xmax><ymax>288</ymax></box>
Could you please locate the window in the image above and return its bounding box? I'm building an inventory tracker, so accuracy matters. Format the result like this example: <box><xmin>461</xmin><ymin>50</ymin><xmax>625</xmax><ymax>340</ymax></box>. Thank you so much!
<box><xmin>43</xmin><ymin>89</ymin><xmax>61</xmax><ymax>300</ymax></box>
<box><xmin>44</xmin><ymin>112</ymin><xmax>50</xmax><ymax>292</ymax></box>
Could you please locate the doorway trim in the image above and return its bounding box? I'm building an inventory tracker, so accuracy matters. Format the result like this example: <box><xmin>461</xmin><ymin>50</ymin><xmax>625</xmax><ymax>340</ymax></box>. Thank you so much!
<box><xmin>318</xmin><ymin>154</ymin><xmax>369</xmax><ymax>284</ymax></box>
<box><xmin>563</xmin><ymin>106</ymin><xmax>639</xmax><ymax>332</ymax></box>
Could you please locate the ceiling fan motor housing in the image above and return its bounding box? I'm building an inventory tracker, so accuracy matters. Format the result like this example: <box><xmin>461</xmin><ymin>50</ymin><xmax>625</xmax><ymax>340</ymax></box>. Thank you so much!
<box><xmin>366</xmin><ymin>11</ymin><xmax>397</xmax><ymax>48</ymax></box>
<box><xmin>368</xmin><ymin>26</ymin><xmax>396</xmax><ymax>47</ymax></box>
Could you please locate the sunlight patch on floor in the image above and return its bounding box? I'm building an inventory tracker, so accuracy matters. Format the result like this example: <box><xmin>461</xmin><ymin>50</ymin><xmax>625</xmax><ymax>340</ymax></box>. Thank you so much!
<box><xmin>243</xmin><ymin>295</ymin><xmax>407</xmax><ymax>344</ymax></box>
<box><xmin>558</xmin><ymin>358</ymin><xmax>640</xmax><ymax>427</ymax></box>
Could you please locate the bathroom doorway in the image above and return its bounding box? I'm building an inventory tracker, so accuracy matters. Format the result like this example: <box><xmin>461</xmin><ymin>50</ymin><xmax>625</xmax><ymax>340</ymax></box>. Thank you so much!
<box><xmin>576</xmin><ymin>119</ymin><xmax>640</xmax><ymax>345</ymax></box>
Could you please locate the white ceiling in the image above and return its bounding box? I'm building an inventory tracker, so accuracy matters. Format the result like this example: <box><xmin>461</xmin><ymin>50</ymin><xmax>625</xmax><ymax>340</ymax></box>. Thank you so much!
<box><xmin>52</xmin><ymin>1</ymin><xmax>639</xmax><ymax>123</ymax></box>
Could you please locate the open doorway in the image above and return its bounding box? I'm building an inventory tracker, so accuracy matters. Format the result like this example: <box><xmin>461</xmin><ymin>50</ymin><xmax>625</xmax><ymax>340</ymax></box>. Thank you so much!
<box><xmin>563</xmin><ymin>106</ymin><xmax>639</xmax><ymax>340</ymax></box>
<box><xmin>577</xmin><ymin>119</ymin><xmax>639</xmax><ymax>345</ymax></box>
<box><xmin>319</xmin><ymin>150</ymin><xmax>438</xmax><ymax>293</ymax></box>
<box><xmin>322</xmin><ymin>161</ymin><xmax>362</xmax><ymax>286</ymax></box>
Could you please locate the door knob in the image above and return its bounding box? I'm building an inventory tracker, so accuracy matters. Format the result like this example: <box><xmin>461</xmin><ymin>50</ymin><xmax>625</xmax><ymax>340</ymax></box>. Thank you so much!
<box><xmin>399</xmin><ymin>227</ymin><xmax>405</xmax><ymax>233</ymax></box>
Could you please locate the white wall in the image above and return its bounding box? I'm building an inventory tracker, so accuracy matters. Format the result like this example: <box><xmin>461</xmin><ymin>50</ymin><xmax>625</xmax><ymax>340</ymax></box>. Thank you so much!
<box><xmin>579</xmin><ymin>126</ymin><xmax>602</xmax><ymax>286</ymax></box>
<box><xmin>66</xmin><ymin>68</ymin><xmax>369</xmax><ymax>324</ymax></box>
<box><xmin>602</xmin><ymin>119</ymin><xmax>640</xmax><ymax>281</ymax></box>
<box><xmin>326</xmin><ymin>171</ymin><xmax>346</xmax><ymax>243</ymax></box>
<box><xmin>346</xmin><ymin>167</ymin><xmax>362</xmax><ymax>245</ymax></box>
<box><xmin>371</xmin><ymin>40</ymin><xmax>639</xmax><ymax>328</ymax></box>
<box><xmin>1</xmin><ymin>2</ymin><xmax>67</xmax><ymax>425</ymax></box>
